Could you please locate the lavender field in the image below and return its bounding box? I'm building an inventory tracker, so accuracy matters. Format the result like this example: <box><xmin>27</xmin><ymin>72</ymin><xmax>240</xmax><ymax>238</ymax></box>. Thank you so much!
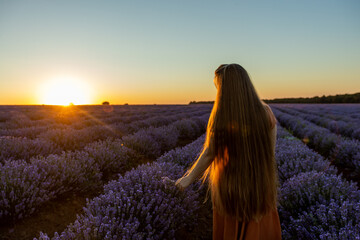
<box><xmin>0</xmin><ymin>104</ymin><xmax>360</xmax><ymax>239</ymax></box>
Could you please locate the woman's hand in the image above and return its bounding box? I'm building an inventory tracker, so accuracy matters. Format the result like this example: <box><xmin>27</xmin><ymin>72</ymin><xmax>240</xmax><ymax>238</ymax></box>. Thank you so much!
<box><xmin>162</xmin><ymin>176</ymin><xmax>175</xmax><ymax>189</ymax></box>
<box><xmin>175</xmin><ymin>175</ymin><xmax>192</xmax><ymax>190</ymax></box>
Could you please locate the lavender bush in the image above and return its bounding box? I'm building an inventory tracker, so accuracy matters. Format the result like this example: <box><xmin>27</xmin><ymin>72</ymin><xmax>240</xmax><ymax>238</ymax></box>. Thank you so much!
<box><xmin>122</xmin><ymin>115</ymin><xmax>208</xmax><ymax>159</ymax></box>
<box><xmin>272</xmin><ymin>108</ymin><xmax>360</xmax><ymax>175</ymax></box>
<box><xmin>36</xmin><ymin>140</ymin><xmax>205</xmax><ymax>239</ymax></box>
<box><xmin>84</xmin><ymin>138</ymin><xmax>137</xmax><ymax>174</ymax></box>
<box><xmin>0</xmin><ymin>109</ymin><xmax>209</xmax><ymax>224</ymax></box>
<box><xmin>157</xmin><ymin>134</ymin><xmax>205</xmax><ymax>167</ymax></box>
<box><xmin>281</xmin><ymin>199</ymin><xmax>360</xmax><ymax>239</ymax></box>
<box><xmin>0</xmin><ymin>151</ymin><xmax>102</xmax><ymax>223</ymax></box>
<box><xmin>275</xmin><ymin>125</ymin><xmax>360</xmax><ymax>239</ymax></box>
<box><xmin>275</xmin><ymin>137</ymin><xmax>337</xmax><ymax>184</ymax></box>
<box><xmin>279</xmin><ymin>171</ymin><xmax>360</xmax><ymax>219</ymax></box>
<box><xmin>0</xmin><ymin>136</ymin><xmax>61</xmax><ymax>163</ymax></box>
<box><xmin>272</xmin><ymin>105</ymin><xmax>360</xmax><ymax>141</ymax></box>
<box><xmin>0</xmin><ymin>160</ymin><xmax>50</xmax><ymax>222</ymax></box>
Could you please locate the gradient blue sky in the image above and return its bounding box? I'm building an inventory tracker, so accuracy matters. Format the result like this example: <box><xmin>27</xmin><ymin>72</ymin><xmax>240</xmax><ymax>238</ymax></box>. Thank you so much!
<box><xmin>0</xmin><ymin>0</ymin><xmax>359</xmax><ymax>104</ymax></box>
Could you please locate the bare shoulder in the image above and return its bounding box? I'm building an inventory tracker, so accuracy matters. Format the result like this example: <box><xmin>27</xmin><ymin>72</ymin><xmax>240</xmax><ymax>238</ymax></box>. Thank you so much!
<box><xmin>262</xmin><ymin>103</ymin><xmax>277</xmax><ymax>129</ymax></box>
<box><xmin>262</xmin><ymin>102</ymin><xmax>271</xmax><ymax>110</ymax></box>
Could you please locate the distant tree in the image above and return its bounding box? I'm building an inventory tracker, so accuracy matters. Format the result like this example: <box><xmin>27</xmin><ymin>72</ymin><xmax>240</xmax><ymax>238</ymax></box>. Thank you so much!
<box><xmin>102</xmin><ymin>101</ymin><xmax>110</xmax><ymax>105</ymax></box>
<box><xmin>189</xmin><ymin>101</ymin><xmax>214</xmax><ymax>104</ymax></box>
<box><xmin>124</xmin><ymin>103</ymin><xmax>129</xmax><ymax>105</ymax></box>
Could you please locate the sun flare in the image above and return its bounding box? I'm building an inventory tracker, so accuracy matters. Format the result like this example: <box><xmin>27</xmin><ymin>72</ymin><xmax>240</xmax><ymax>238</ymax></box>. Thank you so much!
<box><xmin>40</xmin><ymin>76</ymin><xmax>91</xmax><ymax>106</ymax></box>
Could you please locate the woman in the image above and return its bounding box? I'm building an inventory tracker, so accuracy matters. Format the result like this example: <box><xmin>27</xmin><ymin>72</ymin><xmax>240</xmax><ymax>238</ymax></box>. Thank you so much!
<box><xmin>175</xmin><ymin>64</ymin><xmax>281</xmax><ymax>239</ymax></box>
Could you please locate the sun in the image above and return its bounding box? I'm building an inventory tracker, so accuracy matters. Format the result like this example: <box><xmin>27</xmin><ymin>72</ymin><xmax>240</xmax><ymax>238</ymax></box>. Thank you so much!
<box><xmin>40</xmin><ymin>76</ymin><xmax>91</xmax><ymax>106</ymax></box>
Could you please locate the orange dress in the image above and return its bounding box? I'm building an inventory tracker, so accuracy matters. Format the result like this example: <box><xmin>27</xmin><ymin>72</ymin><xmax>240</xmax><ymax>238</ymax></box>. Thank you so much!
<box><xmin>212</xmin><ymin>104</ymin><xmax>281</xmax><ymax>240</ymax></box>
<box><xmin>212</xmin><ymin>205</ymin><xmax>282</xmax><ymax>240</ymax></box>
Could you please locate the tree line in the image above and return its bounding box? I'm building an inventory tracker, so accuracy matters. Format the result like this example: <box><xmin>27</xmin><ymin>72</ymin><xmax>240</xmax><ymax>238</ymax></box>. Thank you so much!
<box><xmin>189</xmin><ymin>92</ymin><xmax>360</xmax><ymax>104</ymax></box>
<box><xmin>263</xmin><ymin>92</ymin><xmax>360</xmax><ymax>104</ymax></box>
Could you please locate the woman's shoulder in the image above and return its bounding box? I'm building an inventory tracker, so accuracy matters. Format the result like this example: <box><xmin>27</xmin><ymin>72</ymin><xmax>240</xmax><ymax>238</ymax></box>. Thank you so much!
<box><xmin>262</xmin><ymin>103</ymin><xmax>277</xmax><ymax>129</ymax></box>
<box><xmin>262</xmin><ymin>103</ymin><xmax>272</xmax><ymax>114</ymax></box>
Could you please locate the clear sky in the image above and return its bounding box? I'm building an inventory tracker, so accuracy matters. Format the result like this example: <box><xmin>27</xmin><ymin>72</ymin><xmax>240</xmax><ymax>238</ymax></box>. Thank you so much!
<box><xmin>0</xmin><ymin>0</ymin><xmax>359</xmax><ymax>105</ymax></box>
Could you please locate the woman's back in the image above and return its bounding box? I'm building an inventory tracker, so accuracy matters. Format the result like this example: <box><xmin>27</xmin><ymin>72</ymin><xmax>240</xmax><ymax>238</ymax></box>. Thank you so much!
<box><xmin>206</xmin><ymin>65</ymin><xmax>279</xmax><ymax>223</ymax></box>
<box><xmin>175</xmin><ymin>64</ymin><xmax>281</xmax><ymax>240</ymax></box>
<box><xmin>213</xmin><ymin>103</ymin><xmax>281</xmax><ymax>240</ymax></box>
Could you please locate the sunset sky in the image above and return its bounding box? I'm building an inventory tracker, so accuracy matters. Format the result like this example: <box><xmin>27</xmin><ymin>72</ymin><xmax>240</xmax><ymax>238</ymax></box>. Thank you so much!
<box><xmin>0</xmin><ymin>0</ymin><xmax>359</xmax><ymax>105</ymax></box>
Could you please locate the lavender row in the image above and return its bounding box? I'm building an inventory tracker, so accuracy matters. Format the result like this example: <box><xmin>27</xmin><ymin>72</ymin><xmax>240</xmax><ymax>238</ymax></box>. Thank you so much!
<box><xmin>0</xmin><ymin>105</ymin><xmax>168</xmax><ymax>128</ymax></box>
<box><xmin>0</xmin><ymin>109</ymin><xmax>210</xmax><ymax>163</ymax></box>
<box><xmin>36</xmin><ymin>125</ymin><xmax>360</xmax><ymax>239</ymax></box>
<box><xmin>272</xmin><ymin>105</ymin><xmax>360</xmax><ymax>141</ymax></box>
<box><xmin>272</xmin><ymin>108</ymin><xmax>360</xmax><ymax>177</ymax></box>
<box><xmin>35</xmin><ymin>109</ymin><xmax>208</xmax><ymax>153</ymax></box>
<box><xmin>275</xmin><ymin>125</ymin><xmax>360</xmax><ymax>239</ymax></box>
<box><xmin>291</xmin><ymin>104</ymin><xmax>360</xmax><ymax>122</ymax></box>
<box><xmin>0</xmin><ymin>105</ymin><xmax>208</xmax><ymax>139</ymax></box>
<box><xmin>270</xmin><ymin>104</ymin><xmax>360</xmax><ymax>120</ymax></box>
<box><xmin>0</xmin><ymin>114</ymin><xmax>209</xmax><ymax>224</ymax></box>
<box><xmin>36</xmin><ymin>135</ymin><xmax>206</xmax><ymax>239</ymax></box>
<box><xmin>0</xmin><ymin>105</ymin><xmax>210</xmax><ymax>131</ymax></box>
<box><xmin>275</xmin><ymin>126</ymin><xmax>337</xmax><ymax>184</ymax></box>
<box><xmin>0</xmin><ymin>105</ymin><xmax>146</xmax><ymax>130</ymax></box>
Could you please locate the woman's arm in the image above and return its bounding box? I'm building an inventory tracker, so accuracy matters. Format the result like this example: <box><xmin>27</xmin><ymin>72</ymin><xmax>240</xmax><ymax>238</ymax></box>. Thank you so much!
<box><xmin>175</xmin><ymin>143</ymin><xmax>214</xmax><ymax>189</ymax></box>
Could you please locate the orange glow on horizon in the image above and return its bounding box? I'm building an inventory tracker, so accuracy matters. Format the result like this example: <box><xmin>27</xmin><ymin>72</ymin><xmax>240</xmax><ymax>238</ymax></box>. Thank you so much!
<box><xmin>38</xmin><ymin>76</ymin><xmax>92</xmax><ymax>106</ymax></box>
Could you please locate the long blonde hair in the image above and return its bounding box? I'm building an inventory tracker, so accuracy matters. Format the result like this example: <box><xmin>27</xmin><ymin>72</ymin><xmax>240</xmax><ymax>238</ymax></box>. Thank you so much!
<box><xmin>200</xmin><ymin>64</ymin><xmax>278</xmax><ymax>222</ymax></box>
